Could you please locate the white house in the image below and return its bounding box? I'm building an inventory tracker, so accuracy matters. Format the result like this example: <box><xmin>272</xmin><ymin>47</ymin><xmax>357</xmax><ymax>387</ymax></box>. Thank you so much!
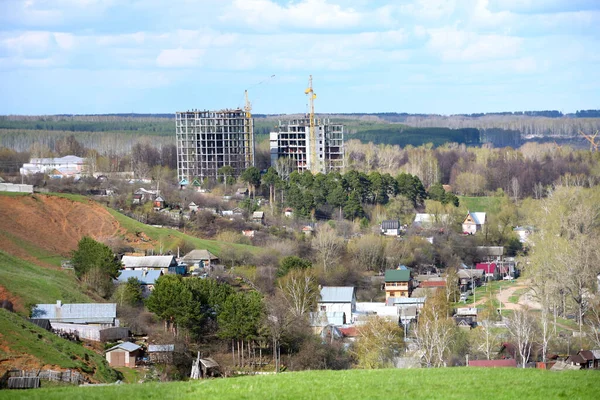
<box><xmin>462</xmin><ymin>211</ymin><xmax>486</xmax><ymax>234</ymax></box>
<box><xmin>20</xmin><ymin>155</ymin><xmax>86</xmax><ymax>178</ymax></box>
<box><xmin>380</xmin><ymin>220</ymin><xmax>401</xmax><ymax>236</ymax></box>
<box><xmin>318</xmin><ymin>286</ymin><xmax>356</xmax><ymax>325</ymax></box>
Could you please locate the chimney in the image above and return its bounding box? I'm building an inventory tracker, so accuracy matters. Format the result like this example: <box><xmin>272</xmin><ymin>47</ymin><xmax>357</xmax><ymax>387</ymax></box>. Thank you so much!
<box><xmin>56</xmin><ymin>300</ymin><xmax>62</xmax><ymax>307</ymax></box>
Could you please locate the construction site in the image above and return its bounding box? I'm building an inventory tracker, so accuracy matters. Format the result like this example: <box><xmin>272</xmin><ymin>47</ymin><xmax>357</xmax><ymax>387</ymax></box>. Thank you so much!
<box><xmin>176</xmin><ymin>108</ymin><xmax>254</xmax><ymax>182</ymax></box>
<box><xmin>176</xmin><ymin>76</ymin><xmax>344</xmax><ymax>182</ymax></box>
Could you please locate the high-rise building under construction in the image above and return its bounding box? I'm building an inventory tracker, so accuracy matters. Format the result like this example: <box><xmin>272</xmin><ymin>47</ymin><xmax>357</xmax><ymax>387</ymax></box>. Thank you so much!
<box><xmin>269</xmin><ymin>118</ymin><xmax>344</xmax><ymax>173</ymax></box>
<box><xmin>176</xmin><ymin>109</ymin><xmax>254</xmax><ymax>182</ymax></box>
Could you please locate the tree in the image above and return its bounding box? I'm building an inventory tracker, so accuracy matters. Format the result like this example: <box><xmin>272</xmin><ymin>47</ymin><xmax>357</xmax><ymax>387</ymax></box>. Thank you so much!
<box><xmin>262</xmin><ymin>167</ymin><xmax>280</xmax><ymax>208</ymax></box>
<box><xmin>351</xmin><ymin>316</ymin><xmax>404</xmax><ymax>369</ymax></box>
<box><xmin>278</xmin><ymin>269</ymin><xmax>320</xmax><ymax>318</ymax></box>
<box><xmin>217</xmin><ymin>165</ymin><xmax>235</xmax><ymax>186</ymax></box>
<box><xmin>348</xmin><ymin>234</ymin><xmax>386</xmax><ymax>272</ymax></box>
<box><xmin>343</xmin><ymin>191</ymin><xmax>364</xmax><ymax>219</ymax></box>
<box><xmin>312</xmin><ymin>224</ymin><xmax>345</xmax><ymax>273</ymax></box>
<box><xmin>396</xmin><ymin>173</ymin><xmax>427</xmax><ymax>207</ymax></box>
<box><xmin>146</xmin><ymin>275</ymin><xmax>198</xmax><ymax>337</ymax></box>
<box><xmin>505</xmin><ymin>308</ymin><xmax>537</xmax><ymax>368</ymax></box>
<box><xmin>240</xmin><ymin>166</ymin><xmax>261</xmax><ymax>198</ymax></box>
<box><xmin>113</xmin><ymin>277</ymin><xmax>143</xmax><ymax>307</ymax></box>
<box><xmin>413</xmin><ymin>291</ymin><xmax>456</xmax><ymax>367</ymax></box>
<box><xmin>71</xmin><ymin>236</ymin><xmax>121</xmax><ymax>279</ymax></box>
<box><xmin>218</xmin><ymin>291</ymin><xmax>264</xmax><ymax>367</ymax></box>
<box><xmin>278</xmin><ymin>256</ymin><xmax>312</xmax><ymax>277</ymax></box>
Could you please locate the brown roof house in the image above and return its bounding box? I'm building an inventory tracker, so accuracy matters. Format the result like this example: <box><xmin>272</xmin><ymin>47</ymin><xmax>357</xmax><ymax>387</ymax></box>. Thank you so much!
<box><xmin>105</xmin><ymin>342</ymin><xmax>142</xmax><ymax>367</ymax></box>
<box><xmin>566</xmin><ymin>350</ymin><xmax>599</xmax><ymax>369</ymax></box>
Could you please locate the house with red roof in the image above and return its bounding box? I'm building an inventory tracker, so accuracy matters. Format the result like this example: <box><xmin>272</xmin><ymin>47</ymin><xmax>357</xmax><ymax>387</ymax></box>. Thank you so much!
<box><xmin>476</xmin><ymin>262</ymin><xmax>497</xmax><ymax>279</ymax></box>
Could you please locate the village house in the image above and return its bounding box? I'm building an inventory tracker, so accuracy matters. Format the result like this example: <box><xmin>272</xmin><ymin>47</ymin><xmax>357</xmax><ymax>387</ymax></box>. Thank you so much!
<box><xmin>30</xmin><ymin>301</ymin><xmax>127</xmax><ymax>342</ymax></box>
<box><xmin>20</xmin><ymin>155</ymin><xmax>86</xmax><ymax>178</ymax></box>
<box><xmin>153</xmin><ymin>196</ymin><xmax>165</xmax><ymax>210</ymax></box>
<box><xmin>457</xmin><ymin>268</ymin><xmax>484</xmax><ymax>292</ymax></box>
<box><xmin>121</xmin><ymin>255</ymin><xmax>178</xmax><ymax>273</ymax></box>
<box><xmin>380</xmin><ymin>220</ymin><xmax>401</xmax><ymax>236</ymax></box>
<box><xmin>132</xmin><ymin>188</ymin><xmax>157</xmax><ymax>204</ymax></box>
<box><xmin>476</xmin><ymin>262</ymin><xmax>497</xmax><ymax>280</ymax></box>
<box><xmin>566</xmin><ymin>350</ymin><xmax>599</xmax><ymax>369</ymax></box>
<box><xmin>148</xmin><ymin>344</ymin><xmax>186</xmax><ymax>365</ymax></box>
<box><xmin>181</xmin><ymin>249</ymin><xmax>219</xmax><ymax>270</ymax></box>
<box><xmin>317</xmin><ymin>286</ymin><xmax>357</xmax><ymax>325</ymax></box>
<box><xmin>462</xmin><ymin>211</ymin><xmax>486</xmax><ymax>234</ymax></box>
<box><xmin>105</xmin><ymin>342</ymin><xmax>142</xmax><ymax>368</ymax></box>
<box><xmin>252</xmin><ymin>211</ymin><xmax>265</xmax><ymax>225</ymax></box>
<box><xmin>116</xmin><ymin>269</ymin><xmax>163</xmax><ymax>297</ymax></box>
<box><xmin>284</xmin><ymin>208</ymin><xmax>294</xmax><ymax>217</ymax></box>
<box><xmin>384</xmin><ymin>267</ymin><xmax>412</xmax><ymax>299</ymax></box>
<box><xmin>188</xmin><ymin>201</ymin><xmax>199</xmax><ymax>213</ymax></box>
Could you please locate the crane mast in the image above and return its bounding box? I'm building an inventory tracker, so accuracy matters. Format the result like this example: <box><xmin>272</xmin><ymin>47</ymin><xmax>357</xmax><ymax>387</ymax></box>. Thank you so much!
<box><xmin>305</xmin><ymin>75</ymin><xmax>318</xmax><ymax>173</ymax></box>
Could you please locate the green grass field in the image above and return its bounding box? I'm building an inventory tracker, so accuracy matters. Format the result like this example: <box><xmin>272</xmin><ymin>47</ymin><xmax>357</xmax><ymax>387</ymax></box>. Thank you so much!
<box><xmin>0</xmin><ymin>251</ymin><xmax>94</xmax><ymax>311</ymax></box>
<box><xmin>3</xmin><ymin>367</ymin><xmax>599</xmax><ymax>399</ymax></box>
<box><xmin>458</xmin><ymin>196</ymin><xmax>503</xmax><ymax>214</ymax></box>
<box><xmin>0</xmin><ymin>309</ymin><xmax>118</xmax><ymax>383</ymax></box>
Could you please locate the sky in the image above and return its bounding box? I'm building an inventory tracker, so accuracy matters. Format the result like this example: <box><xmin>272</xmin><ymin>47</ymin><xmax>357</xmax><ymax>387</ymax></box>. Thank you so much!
<box><xmin>0</xmin><ymin>0</ymin><xmax>599</xmax><ymax>115</ymax></box>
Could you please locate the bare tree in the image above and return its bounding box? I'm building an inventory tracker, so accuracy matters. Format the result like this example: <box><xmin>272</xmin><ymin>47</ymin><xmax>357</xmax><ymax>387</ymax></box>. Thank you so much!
<box><xmin>278</xmin><ymin>269</ymin><xmax>320</xmax><ymax>318</ymax></box>
<box><xmin>505</xmin><ymin>308</ymin><xmax>537</xmax><ymax>368</ymax></box>
<box><xmin>311</xmin><ymin>224</ymin><xmax>345</xmax><ymax>273</ymax></box>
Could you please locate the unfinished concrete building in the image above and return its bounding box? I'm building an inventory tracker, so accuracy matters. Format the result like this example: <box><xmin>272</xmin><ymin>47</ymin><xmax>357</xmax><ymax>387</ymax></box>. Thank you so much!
<box><xmin>176</xmin><ymin>109</ymin><xmax>254</xmax><ymax>182</ymax></box>
<box><xmin>269</xmin><ymin>118</ymin><xmax>344</xmax><ymax>173</ymax></box>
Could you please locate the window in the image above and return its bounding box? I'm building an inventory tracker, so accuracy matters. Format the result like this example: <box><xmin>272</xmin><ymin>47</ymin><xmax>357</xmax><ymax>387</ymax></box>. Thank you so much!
<box><xmin>320</xmin><ymin>305</ymin><xmax>326</xmax><ymax>312</ymax></box>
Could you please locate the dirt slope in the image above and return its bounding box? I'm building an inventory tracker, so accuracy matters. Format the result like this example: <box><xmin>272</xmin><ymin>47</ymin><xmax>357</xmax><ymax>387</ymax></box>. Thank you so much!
<box><xmin>0</xmin><ymin>194</ymin><xmax>145</xmax><ymax>260</ymax></box>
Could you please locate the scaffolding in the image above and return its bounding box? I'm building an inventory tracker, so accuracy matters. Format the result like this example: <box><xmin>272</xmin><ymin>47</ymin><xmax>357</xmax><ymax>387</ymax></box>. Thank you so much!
<box><xmin>176</xmin><ymin>109</ymin><xmax>254</xmax><ymax>182</ymax></box>
<box><xmin>269</xmin><ymin>118</ymin><xmax>344</xmax><ymax>173</ymax></box>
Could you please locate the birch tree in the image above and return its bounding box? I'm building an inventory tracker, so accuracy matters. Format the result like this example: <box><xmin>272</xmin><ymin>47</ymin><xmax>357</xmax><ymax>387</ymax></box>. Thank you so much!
<box><xmin>505</xmin><ymin>308</ymin><xmax>537</xmax><ymax>368</ymax></box>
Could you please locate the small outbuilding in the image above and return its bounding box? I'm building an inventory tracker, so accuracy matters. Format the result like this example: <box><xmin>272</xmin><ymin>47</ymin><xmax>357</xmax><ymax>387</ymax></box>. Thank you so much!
<box><xmin>105</xmin><ymin>342</ymin><xmax>142</xmax><ymax>367</ymax></box>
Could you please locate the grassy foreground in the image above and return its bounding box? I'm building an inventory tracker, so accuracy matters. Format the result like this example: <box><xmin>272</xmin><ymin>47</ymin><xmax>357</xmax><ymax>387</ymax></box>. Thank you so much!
<box><xmin>3</xmin><ymin>367</ymin><xmax>599</xmax><ymax>400</ymax></box>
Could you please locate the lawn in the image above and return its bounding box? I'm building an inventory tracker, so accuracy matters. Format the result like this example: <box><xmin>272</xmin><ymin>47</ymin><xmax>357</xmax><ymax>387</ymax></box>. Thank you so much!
<box><xmin>0</xmin><ymin>251</ymin><xmax>94</xmax><ymax>312</ymax></box>
<box><xmin>458</xmin><ymin>196</ymin><xmax>503</xmax><ymax>214</ymax></box>
<box><xmin>0</xmin><ymin>309</ymin><xmax>119</xmax><ymax>383</ymax></box>
<box><xmin>3</xmin><ymin>367</ymin><xmax>599</xmax><ymax>399</ymax></box>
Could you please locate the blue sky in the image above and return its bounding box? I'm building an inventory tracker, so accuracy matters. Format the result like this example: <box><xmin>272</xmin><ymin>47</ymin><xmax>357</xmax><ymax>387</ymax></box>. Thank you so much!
<box><xmin>0</xmin><ymin>0</ymin><xmax>599</xmax><ymax>115</ymax></box>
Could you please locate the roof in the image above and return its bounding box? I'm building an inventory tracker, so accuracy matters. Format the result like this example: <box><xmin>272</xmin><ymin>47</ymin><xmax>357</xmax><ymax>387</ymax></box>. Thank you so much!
<box><xmin>107</xmin><ymin>342</ymin><xmax>141</xmax><ymax>353</ymax></box>
<box><xmin>465</xmin><ymin>212</ymin><xmax>486</xmax><ymax>225</ymax></box>
<box><xmin>457</xmin><ymin>269</ymin><xmax>485</xmax><ymax>279</ymax></box>
<box><xmin>117</xmin><ymin>269</ymin><xmax>162</xmax><ymax>285</ymax></box>
<box><xmin>476</xmin><ymin>263</ymin><xmax>497</xmax><ymax>274</ymax></box>
<box><xmin>567</xmin><ymin>354</ymin><xmax>586</xmax><ymax>364</ymax></box>
<box><xmin>319</xmin><ymin>286</ymin><xmax>355</xmax><ymax>303</ymax></box>
<box><xmin>389</xmin><ymin>297</ymin><xmax>426</xmax><ymax>305</ymax></box>
<box><xmin>455</xmin><ymin>307</ymin><xmax>478</xmax><ymax>316</ymax></box>
<box><xmin>31</xmin><ymin>302</ymin><xmax>116</xmax><ymax>324</ymax></box>
<box><xmin>421</xmin><ymin>280</ymin><xmax>446</xmax><ymax>288</ymax></box>
<box><xmin>199</xmin><ymin>357</ymin><xmax>220</xmax><ymax>369</ymax></box>
<box><xmin>385</xmin><ymin>269</ymin><xmax>411</xmax><ymax>282</ymax></box>
<box><xmin>121</xmin><ymin>255</ymin><xmax>176</xmax><ymax>269</ymax></box>
<box><xmin>381</xmin><ymin>220</ymin><xmax>400</xmax><ymax>230</ymax></box>
<box><xmin>476</xmin><ymin>246</ymin><xmax>504</xmax><ymax>257</ymax></box>
<box><xmin>468</xmin><ymin>359</ymin><xmax>516</xmax><ymax>368</ymax></box>
<box><xmin>148</xmin><ymin>344</ymin><xmax>175</xmax><ymax>352</ymax></box>
<box><xmin>182</xmin><ymin>249</ymin><xmax>218</xmax><ymax>262</ymax></box>
<box><xmin>578</xmin><ymin>350</ymin><xmax>596</xmax><ymax>361</ymax></box>
<box><xmin>252</xmin><ymin>211</ymin><xmax>264</xmax><ymax>218</ymax></box>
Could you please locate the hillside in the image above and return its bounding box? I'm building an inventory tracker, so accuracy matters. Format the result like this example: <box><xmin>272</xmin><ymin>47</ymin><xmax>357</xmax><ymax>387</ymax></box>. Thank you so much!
<box><xmin>0</xmin><ymin>309</ymin><xmax>118</xmax><ymax>382</ymax></box>
<box><xmin>0</xmin><ymin>192</ymin><xmax>259</xmax><ymax>311</ymax></box>
<box><xmin>2</xmin><ymin>367</ymin><xmax>599</xmax><ymax>399</ymax></box>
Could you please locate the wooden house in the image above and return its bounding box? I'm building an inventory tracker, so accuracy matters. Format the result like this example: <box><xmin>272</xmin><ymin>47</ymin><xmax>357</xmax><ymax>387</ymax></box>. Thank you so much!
<box><xmin>566</xmin><ymin>350</ymin><xmax>599</xmax><ymax>369</ymax></box>
<box><xmin>384</xmin><ymin>267</ymin><xmax>412</xmax><ymax>299</ymax></box>
<box><xmin>148</xmin><ymin>344</ymin><xmax>185</xmax><ymax>365</ymax></box>
<box><xmin>463</xmin><ymin>211</ymin><xmax>486</xmax><ymax>234</ymax></box>
<box><xmin>153</xmin><ymin>196</ymin><xmax>165</xmax><ymax>210</ymax></box>
<box><xmin>182</xmin><ymin>249</ymin><xmax>219</xmax><ymax>270</ymax></box>
<box><xmin>252</xmin><ymin>211</ymin><xmax>265</xmax><ymax>225</ymax></box>
<box><xmin>105</xmin><ymin>342</ymin><xmax>141</xmax><ymax>367</ymax></box>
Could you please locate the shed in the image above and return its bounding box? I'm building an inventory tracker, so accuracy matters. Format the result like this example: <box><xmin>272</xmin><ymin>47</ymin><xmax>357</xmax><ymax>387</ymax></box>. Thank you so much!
<box><xmin>252</xmin><ymin>211</ymin><xmax>265</xmax><ymax>224</ymax></box>
<box><xmin>105</xmin><ymin>342</ymin><xmax>141</xmax><ymax>367</ymax></box>
<box><xmin>381</xmin><ymin>220</ymin><xmax>401</xmax><ymax>236</ymax></box>
<box><xmin>148</xmin><ymin>344</ymin><xmax>185</xmax><ymax>364</ymax></box>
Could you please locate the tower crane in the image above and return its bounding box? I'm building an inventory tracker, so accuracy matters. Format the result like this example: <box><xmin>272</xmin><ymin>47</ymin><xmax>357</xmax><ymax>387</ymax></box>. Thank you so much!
<box><xmin>305</xmin><ymin>75</ymin><xmax>319</xmax><ymax>173</ymax></box>
<box><xmin>244</xmin><ymin>90</ymin><xmax>254</xmax><ymax>168</ymax></box>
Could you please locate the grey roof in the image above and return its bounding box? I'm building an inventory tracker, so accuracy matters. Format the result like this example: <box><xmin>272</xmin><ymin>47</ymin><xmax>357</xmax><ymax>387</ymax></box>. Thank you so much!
<box><xmin>252</xmin><ymin>211</ymin><xmax>264</xmax><ymax>218</ymax></box>
<box><xmin>381</xmin><ymin>220</ymin><xmax>400</xmax><ymax>230</ymax></box>
<box><xmin>117</xmin><ymin>269</ymin><xmax>162</xmax><ymax>285</ymax></box>
<box><xmin>182</xmin><ymin>249</ymin><xmax>218</xmax><ymax>262</ymax></box>
<box><xmin>148</xmin><ymin>344</ymin><xmax>175</xmax><ymax>352</ymax></box>
<box><xmin>200</xmin><ymin>357</ymin><xmax>220</xmax><ymax>369</ymax></box>
<box><xmin>457</xmin><ymin>269</ymin><xmax>485</xmax><ymax>279</ymax></box>
<box><xmin>319</xmin><ymin>286</ymin><xmax>355</xmax><ymax>303</ymax></box>
<box><xmin>31</xmin><ymin>302</ymin><xmax>116</xmax><ymax>324</ymax></box>
<box><xmin>106</xmin><ymin>342</ymin><xmax>141</xmax><ymax>353</ymax></box>
<box><xmin>121</xmin><ymin>255</ymin><xmax>176</xmax><ymax>269</ymax></box>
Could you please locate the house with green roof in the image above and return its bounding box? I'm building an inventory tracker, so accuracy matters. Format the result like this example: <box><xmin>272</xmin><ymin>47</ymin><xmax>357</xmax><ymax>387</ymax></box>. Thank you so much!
<box><xmin>384</xmin><ymin>267</ymin><xmax>412</xmax><ymax>299</ymax></box>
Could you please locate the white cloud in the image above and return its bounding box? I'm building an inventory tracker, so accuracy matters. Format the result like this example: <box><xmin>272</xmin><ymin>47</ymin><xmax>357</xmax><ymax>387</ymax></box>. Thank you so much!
<box><xmin>220</xmin><ymin>0</ymin><xmax>363</xmax><ymax>31</ymax></box>
<box><xmin>426</xmin><ymin>28</ymin><xmax>522</xmax><ymax>62</ymax></box>
<box><xmin>156</xmin><ymin>48</ymin><xmax>204</xmax><ymax>68</ymax></box>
